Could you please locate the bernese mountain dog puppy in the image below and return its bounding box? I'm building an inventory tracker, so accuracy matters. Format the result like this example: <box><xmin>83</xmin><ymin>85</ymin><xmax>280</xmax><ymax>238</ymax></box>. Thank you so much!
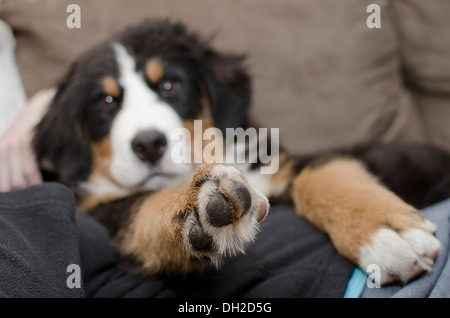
<box><xmin>33</xmin><ymin>19</ymin><xmax>450</xmax><ymax>285</ymax></box>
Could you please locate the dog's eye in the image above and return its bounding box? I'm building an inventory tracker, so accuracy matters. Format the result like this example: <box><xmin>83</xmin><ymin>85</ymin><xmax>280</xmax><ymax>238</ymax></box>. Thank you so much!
<box><xmin>159</xmin><ymin>80</ymin><xmax>181</xmax><ymax>97</ymax></box>
<box><xmin>99</xmin><ymin>95</ymin><xmax>118</xmax><ymax>110</ymax></box>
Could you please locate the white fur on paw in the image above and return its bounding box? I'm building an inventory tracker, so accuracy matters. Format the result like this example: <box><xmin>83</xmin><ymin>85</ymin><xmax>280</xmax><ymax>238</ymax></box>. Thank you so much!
<box><xmin>421</xmin><ymin>218</ymin><xmax>437</xmax><ymax>233</ymax></box>
<box><xmin>194</xmin><ymin>165</ymin><xmax>269</xmax><ymax>264</ymax></box>
<box><xmin>359</xmin><ymin>227</ymin><xmax>441</xmax><ymax>284</ymax></box>
<box><xmin>210</xmin><ymin>164</ymin><xmax>243</xmax><ymax>180</ymax></box>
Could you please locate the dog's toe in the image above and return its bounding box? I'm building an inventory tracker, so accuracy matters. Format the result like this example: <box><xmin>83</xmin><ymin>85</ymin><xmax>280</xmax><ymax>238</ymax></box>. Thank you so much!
<box><xmin>188</xmin><ymin>214</ymin><xmax>213</xmax><ymax>251</ymax></box>
<box><xmin>205</xmin><ymin>190</ymin><xmax>233</xmax><ymax>227</ymax></box>
<box><xmin>359</xmin><ymin>222</ymin><xmax>441</xmax><ymax>285</ymax></box>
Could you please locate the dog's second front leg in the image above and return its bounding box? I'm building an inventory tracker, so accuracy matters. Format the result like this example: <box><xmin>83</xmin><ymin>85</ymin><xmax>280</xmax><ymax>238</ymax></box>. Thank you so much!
<box><xmin>291</xmin><ymin>157</ymin><xmax>441</xmax><ymax>285</ymax></box>
<box><xmin>111</xmin><ymin>164</ymin><xmax>269</xmax><ymax>276</ymax></box>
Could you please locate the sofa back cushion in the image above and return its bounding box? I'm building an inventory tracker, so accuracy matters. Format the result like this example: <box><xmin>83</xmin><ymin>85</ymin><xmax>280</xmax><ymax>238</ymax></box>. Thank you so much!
<box><xmin>2</xmin><ymin>0</ymin><xmax>443</xmax><ymax>154</ymax></box>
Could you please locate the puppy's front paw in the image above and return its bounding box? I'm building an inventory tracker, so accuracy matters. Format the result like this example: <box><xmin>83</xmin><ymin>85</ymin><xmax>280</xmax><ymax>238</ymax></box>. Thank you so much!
<box><xmin>358</xmin><ymin>209</ymin><xmax>441</xmax><ymax>285</ymax></box>
<box><xmin>176</xmin><ymin>164</ymin><xmax>269</xmax><ymax>268</ymax></box>
<box><xmin>293</xmin><ymin>157</ymin><xmax>442</xmax><ymax>286</ymax></box>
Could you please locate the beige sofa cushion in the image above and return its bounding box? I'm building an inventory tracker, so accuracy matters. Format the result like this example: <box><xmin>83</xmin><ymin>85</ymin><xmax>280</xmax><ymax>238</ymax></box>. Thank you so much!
<box><xmin>393</xmin><ymin>0</ymin><xmax>450</xmax><ymax>151</ymax></box>
<box><xmin>2</xmin><ymin>0</ymin><xmax>446</xmax><ymax>155</ymax></box>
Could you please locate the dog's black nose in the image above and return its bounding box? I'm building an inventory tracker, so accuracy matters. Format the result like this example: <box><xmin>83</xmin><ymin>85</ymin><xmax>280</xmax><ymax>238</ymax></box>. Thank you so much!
<box><xmin>131</xmin><ymin>130</ymin><xmax>167</xmax><ymax>164</ymax></box>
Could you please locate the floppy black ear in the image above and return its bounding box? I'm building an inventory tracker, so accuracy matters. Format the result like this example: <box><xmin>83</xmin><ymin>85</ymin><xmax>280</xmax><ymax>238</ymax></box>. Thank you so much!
<box><xmin>201</xmin><ymin>50</ymin><xmax>252</xmax><ymax>132</ymax></box>
<box><xmin>33</xmin><ymin>71</ymin><xmax>92</xmax><ymax>187</ymax></box>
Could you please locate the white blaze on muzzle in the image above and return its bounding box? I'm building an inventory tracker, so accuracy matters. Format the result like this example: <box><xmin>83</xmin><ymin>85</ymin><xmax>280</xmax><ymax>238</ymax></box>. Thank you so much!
<box><xmin>110</xmin><ymin>43</ymin><xmax>190</xmax><ymax>187</ymax></box>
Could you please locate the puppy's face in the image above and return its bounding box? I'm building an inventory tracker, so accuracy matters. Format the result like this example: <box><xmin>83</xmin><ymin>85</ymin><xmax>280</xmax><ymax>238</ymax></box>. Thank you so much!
<box><xmin>33</xmin><ymin>20</ymin><xmax>251</xmax><ymax>194</ymax></box>
<box><xmin>90</xmin><ymin>43</ymin><xmax>202</xmax><ymax>188</ymax></box>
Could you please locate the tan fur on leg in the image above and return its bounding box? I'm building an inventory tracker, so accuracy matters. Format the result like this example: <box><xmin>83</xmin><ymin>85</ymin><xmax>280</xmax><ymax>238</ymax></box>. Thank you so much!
<box><xmin>292</xmin><ymin>157</ymin><xmax>424</xmax><ymax>264</ymax></box>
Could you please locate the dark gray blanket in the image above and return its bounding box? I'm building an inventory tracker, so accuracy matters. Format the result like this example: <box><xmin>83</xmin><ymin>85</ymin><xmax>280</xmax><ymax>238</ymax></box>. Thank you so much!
<box><xmin>0</xmin><ymin>183</ymin><xmax>85</xmax><ymax>297</ymax></box>
<box><xmin>0</xmin><ymin>182</ymin><xmax>355</xmax><ymax>298</ymax></box>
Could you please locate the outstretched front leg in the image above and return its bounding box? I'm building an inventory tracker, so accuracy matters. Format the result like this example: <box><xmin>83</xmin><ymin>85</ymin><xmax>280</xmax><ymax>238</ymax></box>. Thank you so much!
<box><xmin>92</xmin><ymin>164</ymin><xmax>269</xmax><ymax>276</ymax></box>
<box><xmin>291</xmin><ymin>156</ymin><xmax>441</xmax><ymax>285</ymax></box>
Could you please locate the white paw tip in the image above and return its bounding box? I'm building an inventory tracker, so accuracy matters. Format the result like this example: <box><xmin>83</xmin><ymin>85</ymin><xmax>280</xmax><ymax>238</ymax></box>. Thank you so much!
<box><xmin>360</xmin><ymin>227</ymin><xmax>441</xmax><ymax>285</ymax></box>
<box><xmin>421</xmin><ymin>219</ymin><xmax>437</xmax><ymax>233</ymax></box>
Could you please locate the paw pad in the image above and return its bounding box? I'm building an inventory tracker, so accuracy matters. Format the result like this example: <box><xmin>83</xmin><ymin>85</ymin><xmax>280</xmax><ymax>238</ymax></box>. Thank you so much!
<box><xmin>188</xmin><ymin>215</ymin><xmax>213</xmax><ymax>251</ymax></box>
<box><xmin>231</xmin><ymin>181</ymin><xmax>252</xmax><ymax>216</ymax></box>
<box><xmin>206</xmin><ymin>190</ymin><xmax>233</xmax><ymax>227</ymax></box>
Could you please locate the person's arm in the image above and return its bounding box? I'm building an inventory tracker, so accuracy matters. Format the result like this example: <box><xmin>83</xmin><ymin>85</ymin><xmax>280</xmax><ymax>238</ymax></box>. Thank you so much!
<box><xmin>0</xmin><ymin>88</ymin><xmax>56</xmax><ymax>192</ymax></box>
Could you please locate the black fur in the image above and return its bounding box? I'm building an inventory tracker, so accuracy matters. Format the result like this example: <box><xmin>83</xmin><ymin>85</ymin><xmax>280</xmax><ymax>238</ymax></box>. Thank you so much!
<box><xmin>89</xmin><ymin>191</ymin><xmax>150</xmax><ymax>239</ymax></box>
<box><xmin>33</xmin><ymin>43</ymin><xmax>119</xmax><ymax>186</ymax></box>
<box><xmin>347</xmin><ymin>142</ymin><xmax>450</xmax><ymax>209</ymax></box>
<box><xmin>201</xmin><ymin>51</ymin><xmax>251</xmax><ymax>133</ymax></box>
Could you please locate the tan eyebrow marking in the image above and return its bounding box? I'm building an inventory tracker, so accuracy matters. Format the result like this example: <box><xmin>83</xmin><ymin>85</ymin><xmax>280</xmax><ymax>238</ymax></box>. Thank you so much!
<box><xmin>102</xmin><ymin>76</ymin><xmax>120</xmax><ymax>97</ymax></box>
<box><xmin>146</xmin><ymin>58</ymin><xmax>165</xmax><ymax>84</ymax></box>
